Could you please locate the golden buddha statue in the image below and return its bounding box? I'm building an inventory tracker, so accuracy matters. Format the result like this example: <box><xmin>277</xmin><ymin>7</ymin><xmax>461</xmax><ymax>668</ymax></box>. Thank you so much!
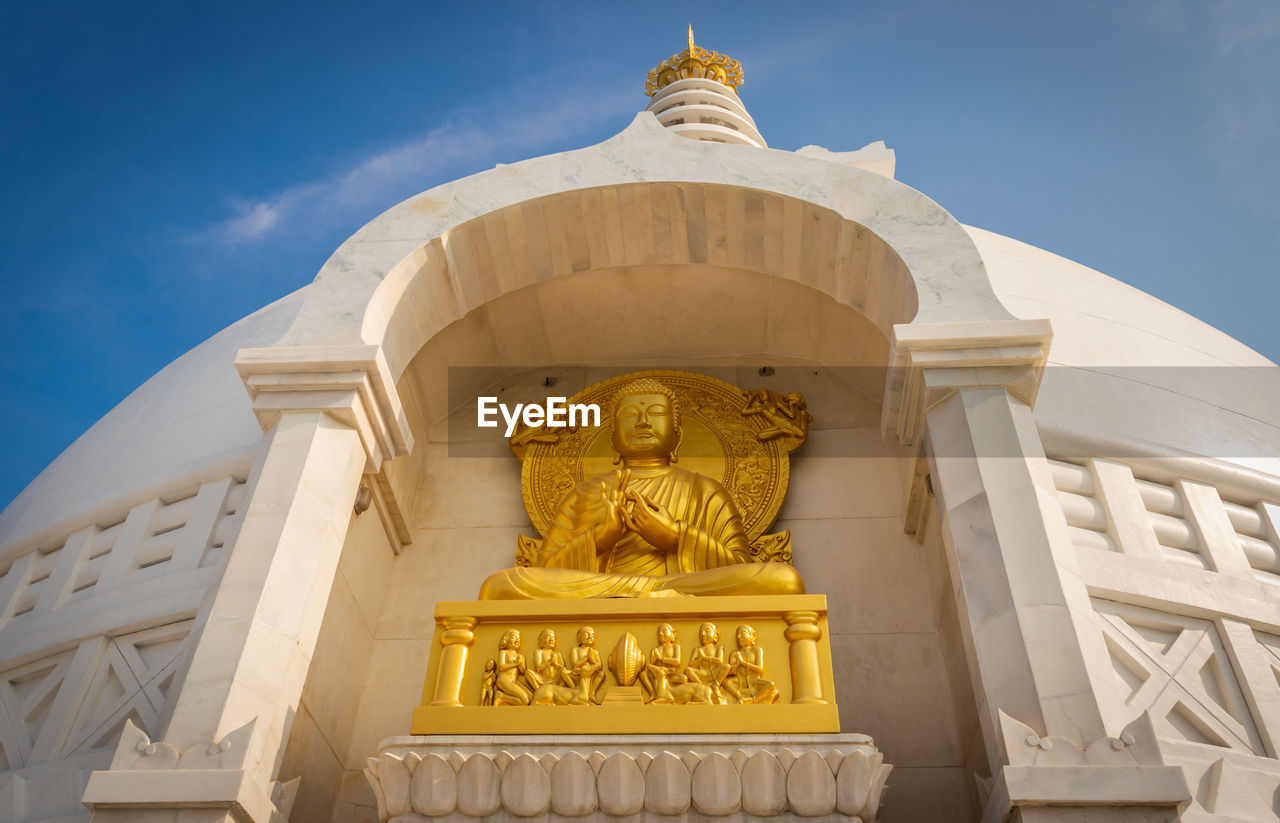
<box><xmin>479</xmin><ymin>378</ymin><xmax>804</xmax><ymax>599</ymax></box>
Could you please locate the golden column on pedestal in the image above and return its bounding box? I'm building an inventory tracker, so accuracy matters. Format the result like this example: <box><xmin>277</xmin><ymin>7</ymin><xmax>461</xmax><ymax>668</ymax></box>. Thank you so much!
<box><xmin>428</xmin><ymin>616</ymin><xmax>477</xmax><ymax>707</ymax></box>
<box><xmin>784</xmin><ymin>610</ymin><xmax>827</xmax><ymax>704</ymax></box>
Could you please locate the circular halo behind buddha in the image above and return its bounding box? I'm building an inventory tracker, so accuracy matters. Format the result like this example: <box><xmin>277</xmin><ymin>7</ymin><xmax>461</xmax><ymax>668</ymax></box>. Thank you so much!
<box><xmin>512</xmin><ymin>370</ymin><xmax>807</xmax><ymax>544</ymax></box>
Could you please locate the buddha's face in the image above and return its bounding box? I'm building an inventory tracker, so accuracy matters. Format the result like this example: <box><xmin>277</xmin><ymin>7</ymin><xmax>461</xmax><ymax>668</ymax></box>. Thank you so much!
<box><xmin>502</xmin><ymin>630</ymin><xmax>521</xmax><ymax>651</ymax></box>
<box><xmin>699</xmin><ymin>622</ymin><xmax>719</xmax><ymax>645</ymax></box>
<box><xmin>539</xmin><ymin>630</ymin><xmax>555</xmax><ymax>650</ymax></box>
<box><xmin>657</xmin><ymin>624</ymin><xmax>675</xmax><ymax>644</ymax></box>
<box><xmin>577</xmin><ymin>627</ymin><xmax>594</xmax><ymax>646</ymax></box>
<box><xmin>736</xmin><ymin>626</ymin><xmax>756</xmax><ymax>648</ymax></box>
<box><xmin>613</xmin><ymin>392</ymin><xmax>678</xmax><ymax>460</ymax></box>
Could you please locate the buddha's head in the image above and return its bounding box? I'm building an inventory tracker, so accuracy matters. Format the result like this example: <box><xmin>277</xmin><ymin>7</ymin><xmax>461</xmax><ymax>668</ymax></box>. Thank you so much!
<box><xmin>699</xmin><ymin>622</ymin><xmax>720</xmax><ymax>646</ymax></box>
<box><xmin>611</xmin><ymin>379</ymin><xmax>681</xmax><ymax>463</ymax></box>
<box><xmin>500</xmin><ymin>629</ymin><xmax>521</xmax><ymax>651</ymax></box>
<box><xmin>577</xmin><ymin>626</ymin><xmax>595</xmax><ymax>646</ymax></box>
<box><xmin>657</xmin><ymin>623</ymin><xmax>676</xmax><ymax>644</ymax></box>
<box><xmin>736</xmin><ymin>625</ymin><xmax>757</xmax><ymax>648</ymax></box>
<box><xmin>538</xmin><ymin>629</ymin><xmax>556</xmax><ymax>650</ymax></box>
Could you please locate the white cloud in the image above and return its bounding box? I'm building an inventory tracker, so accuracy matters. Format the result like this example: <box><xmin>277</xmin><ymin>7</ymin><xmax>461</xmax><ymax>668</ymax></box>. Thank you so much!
<box><xmin>219</xmin><ymin>198</ymin><xmax>284</xmax><ymax>242</ymax></box>
<box><xmin>198</xmin><ymin>83</ymin><xmax>635</xmax><ymax>249</ymax></box>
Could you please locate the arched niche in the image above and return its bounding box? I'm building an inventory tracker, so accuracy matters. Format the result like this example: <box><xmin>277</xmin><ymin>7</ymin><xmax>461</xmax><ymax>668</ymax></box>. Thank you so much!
<box><xmin>392</xmin><ymin>265</ymin><xmax>900</xmax><ymax>536</ymax></box>
<box><xmin>273</xmin><ymin>114</ymin><xmax>1016</xmax><ymax>392</ymax></box>
<box><xmin>370</xmin><ymin>181</ymin><xmax>920</xmax><ymax>385</ymax></box>
<box><xmin>400</xmin><ymin>263</ymin><xmax>892</xmax><ymax>438</ymax></box>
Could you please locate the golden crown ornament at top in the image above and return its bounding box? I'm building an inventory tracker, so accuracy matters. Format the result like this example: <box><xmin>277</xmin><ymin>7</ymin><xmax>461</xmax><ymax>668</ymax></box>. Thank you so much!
<box><xmin>645</xmin><ymin>25</ymin><xmax>745</xmax><ymax>96</ymax></box>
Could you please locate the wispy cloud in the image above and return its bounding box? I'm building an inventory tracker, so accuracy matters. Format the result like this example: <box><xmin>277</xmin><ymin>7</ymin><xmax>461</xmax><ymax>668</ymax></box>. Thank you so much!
<box><xmin>195</xmin><ymin>82</ymin><xmax>636</xmax><ymax>250</ymax></box>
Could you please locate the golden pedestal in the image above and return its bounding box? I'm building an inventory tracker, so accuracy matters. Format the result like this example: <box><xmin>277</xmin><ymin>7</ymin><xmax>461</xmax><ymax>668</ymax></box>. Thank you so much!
<box><xmin>412</xmin><ymin>595</ymin><xmax>840</xmax><ymax>735</ymax></box>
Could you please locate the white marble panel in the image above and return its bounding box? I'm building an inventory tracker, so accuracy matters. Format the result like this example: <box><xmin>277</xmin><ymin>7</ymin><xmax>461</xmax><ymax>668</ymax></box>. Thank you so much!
<box><xmin>831</xmin><ymin>632</ymin><xmax>964</xmax><ymax>768</ymax></box>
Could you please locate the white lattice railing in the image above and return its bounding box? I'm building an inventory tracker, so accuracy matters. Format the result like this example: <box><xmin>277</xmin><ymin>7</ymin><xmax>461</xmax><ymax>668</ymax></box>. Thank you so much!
<box><xmin>1046</xmin><ymin>454</ymin><xmax>1280</xmax><ymax>580</ymax></box>
<box><xmin>1222</xmin><ymin>494</ymin><xmax>1280</xmax><ymax>583</ymax></box>
<box><xmin>1043</xmin><ymin>437</ymin><xmax>1280</xmax><ymax>817</ymax></box>
<box><xmin>0</xmin><ymin>476</ymin><xmax>246</xmax><ymax>660</ymax></box>
<box><xmin>0</xmin><ymin>473</ymin><xmax>249</xmax><ymax>822</ymax></box>
<box><xmin>1048</xmin><ymin>457</ymin><xmax>1116</xmax><ymax>553</ymax></box>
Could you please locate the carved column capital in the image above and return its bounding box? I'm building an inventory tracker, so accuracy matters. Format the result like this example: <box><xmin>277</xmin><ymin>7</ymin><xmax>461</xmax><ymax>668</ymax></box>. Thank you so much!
<box><xmin>881</xmin><ymin>318</ymin><xmax>1053</xmax><ymax>447</ymax></box>
<box><xmin>235</xmin><ymin>344</ymin><xmax>414</xmax><ymax>471</ymax></box>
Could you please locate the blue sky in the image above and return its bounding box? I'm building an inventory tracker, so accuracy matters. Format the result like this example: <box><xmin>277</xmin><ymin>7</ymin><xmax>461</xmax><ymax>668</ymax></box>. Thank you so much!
<box><xmin>2</xmin><ymin>1</ymin><xmax>1277</xmax><ymax>508</ymax></box>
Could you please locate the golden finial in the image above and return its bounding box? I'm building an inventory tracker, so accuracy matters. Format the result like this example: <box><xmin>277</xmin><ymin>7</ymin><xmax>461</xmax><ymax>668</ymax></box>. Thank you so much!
<box><xmin>645</xmin><ymin>26</ymin><xmax>745</xmax><ymax>97</ymax></box>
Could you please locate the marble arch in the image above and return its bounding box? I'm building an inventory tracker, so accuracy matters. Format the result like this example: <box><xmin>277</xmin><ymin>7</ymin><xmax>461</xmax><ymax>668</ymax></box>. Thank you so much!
<box><xmin>369</xmin><ymin>181</ymin><xmax>920</xmax><ymax>383</ymax></box>
<box><xmin>270</xmin><ymin>113</ymin><xmax>1018</xmax><ymax>389</ymax></box>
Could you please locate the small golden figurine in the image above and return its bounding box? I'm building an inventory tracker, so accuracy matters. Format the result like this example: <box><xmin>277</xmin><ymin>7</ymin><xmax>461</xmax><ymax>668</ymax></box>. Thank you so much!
<box><xmin>493</xmin><ymin>630</ymin><xmax>532</xmax><ymax>706</ymax></box>
<box><xmin>639</xmin><ymin>623</ymin><xmax>683</xmax><ymax>703</ymax></box>
<box><xmin>567</xmin><ymin>626</ymin><xmax>605</xmax><ymax>704</ymax></box>
<box><xmin>726</xmin><ymin>625</ymin><xmax>778</xmax><ymax>704</ymax></box>
<box><xmin>527</xmin><ymin>629</ymin><xmax>571</xmax><ymax>690</ymax></box>
<box><xmin>742</xmin><ymin>388</ymin><xmax>811</xmax><ymax>442</ymax></box>
<box><xmin>686</xmin><ymin>622</ymin><xmax>732</xmax><ymax>705</ymax></box>
<box><xmin>479</xmin><ymin>659</ymin><xmax>497</xmax><ymax>707</ymax></box>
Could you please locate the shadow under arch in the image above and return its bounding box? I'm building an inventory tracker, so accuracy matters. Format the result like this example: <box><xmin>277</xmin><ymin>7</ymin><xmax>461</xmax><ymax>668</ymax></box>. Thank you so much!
<box><xmin>368</xmin><ymin>181</ymin><xmax>923</xmax><ymax>383</ymax></box>
<box><xmin>400</xmin><ymin>262</ymin><xmax>896</xmax><ymax>444</ymax></box>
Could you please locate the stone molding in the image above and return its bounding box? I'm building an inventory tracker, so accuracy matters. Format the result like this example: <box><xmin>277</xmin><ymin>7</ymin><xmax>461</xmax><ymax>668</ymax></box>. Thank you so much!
<box><xmin>998</xmin><ymin>710</ymin><xmax>1163</xmax><ymax>768</ymax></box>
<box><xmin>81</xmin><ymin>719</ymin><xmax>298</xmax><ymax>822</ymax></box>
<box><xmin>235</xmin><ymin>344</ymin><xmax>413</xmax><ymax>471</ymax></box>
<box><xmin>881</xmin><ymin>318</ymin><xmax>1054</xmax><ymax>448</ymax></box>
<box><xmin>367</xmin><ymin>734</ymin><xmax>890</xmax><ymax>821</ymax></box>
<box><xmin>979</xmin><ymin>711</ymin><xmax>1191</xmax><ymax>823</ymax></box>
<box><xmin>1159</xmin><ymin>738</ymin><xmax>1280</xmax><ymax>821</ymax></box>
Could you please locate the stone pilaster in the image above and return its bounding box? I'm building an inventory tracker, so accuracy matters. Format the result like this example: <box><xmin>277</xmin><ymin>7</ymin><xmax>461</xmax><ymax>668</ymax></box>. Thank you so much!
<box><xmin>84</xmin><ymin>347</ymin><xmax>413</xmax><ymax>823</ymax></box>
<box><xmin>884</xmin><ymin>320</ymin><xmax>1149</xmax><ymax>819</ymax></box>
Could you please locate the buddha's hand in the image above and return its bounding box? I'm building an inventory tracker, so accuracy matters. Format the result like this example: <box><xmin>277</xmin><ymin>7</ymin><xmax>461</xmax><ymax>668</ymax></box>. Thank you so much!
<box><xmin>594</xmin><ymin>469</ymin><xmax>631</xmax><ymax>550</ymax></box>
<box><xmin>624</xmin><ymin>491</ymin><xmax>681</xmax><ymax>552</ymax></box>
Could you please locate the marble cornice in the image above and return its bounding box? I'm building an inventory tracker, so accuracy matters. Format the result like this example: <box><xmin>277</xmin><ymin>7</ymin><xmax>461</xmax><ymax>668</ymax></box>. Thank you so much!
<box><xmin>881</xmin><ymin>318</ymin><xmax>1054</xmax><ymax>447</ymax></box>
<box><xmin>234</xmin><ymin>344</ymin><xmax>413</xmax><ymax>471</ymax></box>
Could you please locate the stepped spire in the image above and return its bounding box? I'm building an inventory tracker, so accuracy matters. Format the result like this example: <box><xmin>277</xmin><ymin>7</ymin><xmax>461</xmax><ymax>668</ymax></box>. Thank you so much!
<box><xmin>643</xmin><ymin>26</ymin><xmax>765</xmax><ymax>148</ymax></box>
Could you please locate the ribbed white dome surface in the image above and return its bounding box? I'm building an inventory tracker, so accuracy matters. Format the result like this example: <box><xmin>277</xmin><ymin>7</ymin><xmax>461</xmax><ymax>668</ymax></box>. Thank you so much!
<box><xmin>968</xmin><ymin>225</ymin><xmax>1271</xmax><ymax>369</ymax></box>
<box><xmin>967</xmin><ymin>224</ymin><xmax>1280</xmax><ymax>476</ymax></box>
<box><xmin>0</xmin><ymin>289</ymin><xmax>306</xmax><ymax>547</ymax></box>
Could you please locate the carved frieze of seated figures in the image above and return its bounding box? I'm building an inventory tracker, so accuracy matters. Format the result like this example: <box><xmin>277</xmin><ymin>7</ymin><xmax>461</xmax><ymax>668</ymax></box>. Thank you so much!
<box><xmin>639</xmin><ymin>623</ymin><xmax>712</xmax><ymax>705</ymax></box>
